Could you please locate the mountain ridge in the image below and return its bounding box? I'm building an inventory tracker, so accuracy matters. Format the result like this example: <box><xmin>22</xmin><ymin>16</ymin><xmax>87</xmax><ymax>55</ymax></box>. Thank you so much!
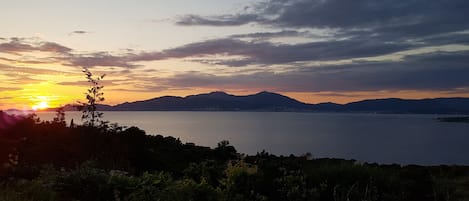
<box><xmin>49</xmin><ymin>91</ymin><xmax>469</xmax><ymax>114</ymax></box>
<box><xmin>109</xmin><ymin>91</ymin><xmax>308</xmax><ymax>111</ymax></box>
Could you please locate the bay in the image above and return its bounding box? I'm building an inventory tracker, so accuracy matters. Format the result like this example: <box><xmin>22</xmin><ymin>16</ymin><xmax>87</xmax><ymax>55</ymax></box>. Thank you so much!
<box><xmin>35</xmin><ymin>111</ymin><xmax>469</xmax><ymax>165</ymax></box>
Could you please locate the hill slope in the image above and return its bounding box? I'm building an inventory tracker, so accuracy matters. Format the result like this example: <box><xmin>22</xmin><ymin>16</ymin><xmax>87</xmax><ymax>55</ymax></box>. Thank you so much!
<box><xmin>59</xmin><ymin>92</ymin><xmax>469</xmax><ymax>114</ymax></box>
<box><xmin>112</xmin><ymin>91</ymin><xmax>309</xmax><ymax>111</ymax></box>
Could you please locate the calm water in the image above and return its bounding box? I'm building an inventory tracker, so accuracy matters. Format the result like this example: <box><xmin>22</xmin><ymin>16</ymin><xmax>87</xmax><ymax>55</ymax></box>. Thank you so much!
<box><xmin>34</xmin><ymin>111</ymin><xmax>469</xmax><ymax>165</ymax></box>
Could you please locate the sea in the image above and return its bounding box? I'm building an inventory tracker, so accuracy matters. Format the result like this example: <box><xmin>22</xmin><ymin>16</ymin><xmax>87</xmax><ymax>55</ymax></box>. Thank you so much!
<box><xmin>32</xmin><ymin>111</ymin><xmax>469</xmax><ymax>165</ymax></box>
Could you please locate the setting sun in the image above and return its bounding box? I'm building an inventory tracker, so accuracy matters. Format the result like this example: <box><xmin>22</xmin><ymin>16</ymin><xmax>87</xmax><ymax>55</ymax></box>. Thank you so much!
<box><xmin>31</xmin><ymin>96</ymin><xmax>51</xmax><ymax>111</ymax></box>
<box><xmin>32</xmin><ymin>101</ymin><xmax>49</xmax><ymax>111</ymax></box>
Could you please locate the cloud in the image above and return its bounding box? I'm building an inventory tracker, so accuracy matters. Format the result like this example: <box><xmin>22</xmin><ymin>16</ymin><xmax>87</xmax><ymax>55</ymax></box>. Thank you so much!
<box><xmin>0</xmin><ymin>63</ymin><xmax>72</xmax><ymax>75</ymax></box>
<box><xmin>176</xmin><ymin>14</ymin><xmax>261</xmax><ymax>26</ymax></box>
<box><xmin>0</xmin><ymin>56</ymin><xmax>54</xmax><ymax>64</ymax></box>
<box><xmin>312</xmin><ymin>92</ymin><xmax>357</xmax><ymax>97</ymax></box>
<box><xmin>56</xmin><ymin>74</ymin><xmax>169</xmax><ymax>93</ymax></box>
<box><xmin>0</xmin><ymin>88</ymin><xmax>20</xmax><ymax>92</ymax></box>
<box><xmin>110</xmin><ymin>87</ymin><xmax>170</xmax><ymax>93</ymax></box>
<box><xmin>186</xmin><ymin>0</ymin><xmax>468</xmax><ymax>29</ymax></box>
<box><xmin>130</xmin><ymin>38</ymin><xmax>249</xmax><ymax>61</ymax></box>
<box><xmin>68</xmin><ymin>30</ymin><xmax>90</xmax><ymax>36</ymax></box>
<box><xmin>2</xmin><ymin>0</ymin><xmax>468</xmax><ymax>97</ymax></box>
<box><xmin>0</xmin><ymin>39</ymin><xmax>36</xmax><ymax>54</ymax></box>
<box><xmin>128</xmin><ymin>38</ymin><xmax>413</xmax><ymax>67</ymax></box>
<box><xmin>58</xmin><ymin>79</ymin><xmax>122</xmax><ymax>87</ymax></box>
<box><xmin>157</xmin><ymin>0</ymin><xmax>469</xmax><ymax>68</ymax></box>
<box><xmin>175</xmin><ymin>0</ymin><xmax>469</xmax><ymax>41</ymax></box>
<box><xmin>229</xmin><ymin>30</ymin><xmax>321</xmax><ymax>41</ymax></box>
<box><xmin>416</xmin><ymin>31</ymin><xmax>469</xmax><ymax>46</ymax></box>
<box><xmin>38</xmin><ymin>42</ymin><xmax>72</xmax><ymax>53</ymax></box>
<box><xmin>2</xmin><ymin>6</ymin><xmax>466</xmax><ymax>70</ymax></box>
<box><xmin>0</xmin><ymin>38</ymin><xmax>137</xmax><ymax>68</ymax></box>
<box><xmin>0</xmin><ymin>38</ymin><xmax>72</xmax><ymax>55</ymax></box>
<box><xmin>67</xmin><ymin>52</ymin><xmax>137</xmax><ymax>68</ymax></box>
<box><xmin>155</xmin><ymin>50</ymin><xmax>469</xmax><ymax>93</ymax></box>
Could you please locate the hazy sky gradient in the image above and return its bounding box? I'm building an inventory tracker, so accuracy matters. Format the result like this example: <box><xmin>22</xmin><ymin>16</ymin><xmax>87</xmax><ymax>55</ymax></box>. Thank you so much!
<box><xmin>1</xmin><ymin>0</ymin><xmax>469</xmax><ymax>109</ymax></box>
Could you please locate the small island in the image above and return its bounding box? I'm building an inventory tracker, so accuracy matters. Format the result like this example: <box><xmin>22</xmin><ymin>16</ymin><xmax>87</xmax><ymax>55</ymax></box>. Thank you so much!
<box><xmin>437</xmin><ymin>116</ymin><xmax>469</xmax><ymax>123</ymax></box>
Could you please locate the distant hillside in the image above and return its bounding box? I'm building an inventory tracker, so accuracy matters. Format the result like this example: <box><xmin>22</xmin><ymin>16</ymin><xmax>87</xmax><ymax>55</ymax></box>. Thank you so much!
<box><xmin>55</xmin><ymin>92</ymin><xmax>469</xmax><ymax>114</ymax></box>
<box><xmin>111</xmin><ymin>91</ymin><xmax>309</xmax><ymax>111</ymax></box>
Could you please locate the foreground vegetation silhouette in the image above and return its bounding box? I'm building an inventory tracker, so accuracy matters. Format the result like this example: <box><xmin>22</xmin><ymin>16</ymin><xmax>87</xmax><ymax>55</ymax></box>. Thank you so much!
<box><xmin>1</xmin><ymin>113</ymin><xmax>469</xmax><ymax>201</ymax></box>
<box><xmin>1</xmin><ymin>68</ymin><xmax>469</xmax><ymax>201</ymax></box>
<box><xmin>79</xmin><ymin>68</ymin><xmax>106</xmax><ymax>127</ymax></box>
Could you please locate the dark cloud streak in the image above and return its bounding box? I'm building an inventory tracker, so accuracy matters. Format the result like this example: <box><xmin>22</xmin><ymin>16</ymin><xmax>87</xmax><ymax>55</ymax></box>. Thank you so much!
<box><xmin>129</xmin><ymin>38</ymin><xmax>414</xmax><ymax>67</ymax></box>
<box><xmin>0</xmin><ymin>38</ymin><xmax>71</xmax><ymax>55</ymax></box>
<box><xmin>176</xmin><ymin>0</ymin><xmax>469</xmax><ymax>33</ymax></box>
<box><xmin>176</xmin><ymin>14</ymin><xmax>261</xmax><ymax>26</ymax></box>
<box><xmin>156</xmin><ymin>51</ymin><xmax>469</xmax><ymax>93</ymax></box>
<box><xmin>67</xmin><ymin>52</ymin><xmax>138</xmax><ymax>68</ymax></box>
<box><xmin>68</xmin><ymin>30</ymin><xmax>90</xmax><ymax>36</ymax></box>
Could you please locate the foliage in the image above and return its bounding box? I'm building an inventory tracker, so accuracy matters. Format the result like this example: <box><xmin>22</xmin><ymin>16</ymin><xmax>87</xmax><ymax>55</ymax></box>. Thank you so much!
<box><xmin>183</xmin><ymin>159</ymin><xmax>226</xmax><ymax>186</ymax></box>
<box><xmin>1</xmin><ymin>115</ymin><xmax>469</xmax><ymax>200</ymax></box>
<box><xmin>0</xmin><ymin>170</ymin><xmax>57</xmax><ymax>201</ymax></box>
<box><xmin>80</xmin><ymin>67</ymin><xmax>106</xmax><ymax>127</ymax></box>
<box><xmin>52</xmin><ymin>107</ymin><xmax>66</xmax><ymax>126</ymax></box>
<box><xmin>214</xmin><ymin>140</ymin><xmax>238</xmax><ymax>161</ymax></box>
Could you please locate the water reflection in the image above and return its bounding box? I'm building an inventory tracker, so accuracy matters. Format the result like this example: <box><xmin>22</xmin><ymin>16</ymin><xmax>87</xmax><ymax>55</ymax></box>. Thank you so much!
<box><xmin>35</xmin><ymin>111</ymin><xmax>469</xmax><ymax>165</ymax></box>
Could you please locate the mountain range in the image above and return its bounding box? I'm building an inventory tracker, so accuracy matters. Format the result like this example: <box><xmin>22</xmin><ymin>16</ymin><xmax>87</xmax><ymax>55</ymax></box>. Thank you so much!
<box><xmin>60</xmin><ymin>91</ymin><xmax>469</xmax><ymax>114</ymax></box>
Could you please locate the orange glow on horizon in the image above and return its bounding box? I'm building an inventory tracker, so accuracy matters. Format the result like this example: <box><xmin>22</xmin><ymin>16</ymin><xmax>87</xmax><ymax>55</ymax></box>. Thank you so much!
<box><xmin>0</xmin><ymin>81</ymin><xmax>84</xmax><ymax>110</ymax></box>
<box><xmin>2</xmin><ymin>80</ymin><xmax>469</xmax><ymax>110</ymax></box>
<box><xmin>283</xmin><ymin>90</ymin><xmax>469</xmax><ymax>104</ymax></box>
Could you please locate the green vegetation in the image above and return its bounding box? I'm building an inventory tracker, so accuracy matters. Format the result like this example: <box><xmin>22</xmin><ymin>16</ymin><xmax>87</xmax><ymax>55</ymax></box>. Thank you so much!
<box><xmin>1</xmin><ymin>115</ymin><xmax>469</xmax><ymax>201</ymax></box>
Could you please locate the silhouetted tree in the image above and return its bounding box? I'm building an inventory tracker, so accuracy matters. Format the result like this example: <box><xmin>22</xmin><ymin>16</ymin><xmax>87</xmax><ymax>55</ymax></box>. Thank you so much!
<box><xmin>52</xmin><ymin>106</ymin><xmax>66</xmax><ymax>125</ymax></box>
<box><xmin>80</xmin><ymin>68</ymin><xmax>106</xmax><ymax>127</ymax></box>
<box><xmin>214</xmin><ymin>140</ymin><xmax>237</xmax><ymax>161</ymax></box>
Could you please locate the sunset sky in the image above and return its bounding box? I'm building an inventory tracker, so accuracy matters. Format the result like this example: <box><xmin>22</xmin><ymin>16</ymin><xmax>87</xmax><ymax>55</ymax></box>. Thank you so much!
<box><xmin>1</xmin><ymin>0</ymin><xmax>469</xmax><ymax>109</ymax></box>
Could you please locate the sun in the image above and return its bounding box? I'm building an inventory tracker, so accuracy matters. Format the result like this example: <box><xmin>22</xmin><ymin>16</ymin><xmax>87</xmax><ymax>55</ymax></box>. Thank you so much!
<box><xmin>32</xmin><ymin>101</ymin><xmax>49</xmax><ymax>111</ymax></box>
<box><xmin>30</xmin><ymin>95</ymin><xmax>55</xmax><ymax>111</ymax></box>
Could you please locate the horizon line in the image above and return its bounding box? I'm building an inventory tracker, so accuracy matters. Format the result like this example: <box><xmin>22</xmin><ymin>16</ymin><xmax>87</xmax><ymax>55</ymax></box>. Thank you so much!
<box><xmin>2</xmin><ymin>91</ymin><xmax>469</xmax><ymax>111</ymax></box>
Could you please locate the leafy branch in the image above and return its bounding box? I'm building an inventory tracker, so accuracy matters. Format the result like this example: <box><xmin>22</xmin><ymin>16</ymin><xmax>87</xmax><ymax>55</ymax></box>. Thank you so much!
<box><xmin>80</xmin><ymin>68</ymin><xmax>106</xmax><ymax>127</ymax></box>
